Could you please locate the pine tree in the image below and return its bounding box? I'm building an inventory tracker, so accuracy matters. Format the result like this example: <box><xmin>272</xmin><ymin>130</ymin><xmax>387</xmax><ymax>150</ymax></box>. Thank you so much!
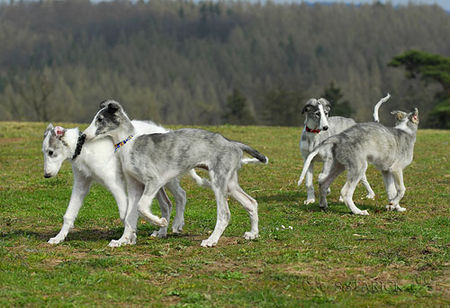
<box><xmin>321</xmin><ymin>82</ymin><xmax>354</xmax><ymax>118</ymax></box>
<box><xmin>223</xmin><ymin>88</ymin><xmax>255</xmax><ymax>125</ymax></box>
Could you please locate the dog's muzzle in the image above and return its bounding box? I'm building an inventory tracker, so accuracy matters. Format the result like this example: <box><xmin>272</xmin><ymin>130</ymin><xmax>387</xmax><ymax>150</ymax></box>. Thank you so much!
<box><xmin>44</xmin><ymin>173</ymin><xmax>52</xmax><ymax>178</ymax></box>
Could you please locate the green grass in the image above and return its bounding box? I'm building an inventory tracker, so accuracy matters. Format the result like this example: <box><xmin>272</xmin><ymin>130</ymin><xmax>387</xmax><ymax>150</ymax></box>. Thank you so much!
<box><xmin>0</xmin><ymin>122</ymin><xmax>449</xmax><ymax>306</ymax></box>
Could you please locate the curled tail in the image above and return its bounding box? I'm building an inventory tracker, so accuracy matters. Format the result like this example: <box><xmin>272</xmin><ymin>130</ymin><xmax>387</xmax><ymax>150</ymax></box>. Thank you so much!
<box><xmin>297</xmin><ymin>139</ymin><xmax>336</xmax><ymax>186</ymax></box>
<box><xmin>373</xmin><ymin>93</ymin><xmax>390</xmax><ymax>123</ymax></box>
<box><xmin>236</xmin><ymin>142</ymin><xmax>269</xmax><ymax>164</ymax></box>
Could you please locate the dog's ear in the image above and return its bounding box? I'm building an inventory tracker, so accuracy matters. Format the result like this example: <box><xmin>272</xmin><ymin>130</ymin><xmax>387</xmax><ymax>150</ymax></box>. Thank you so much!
<box><xmin>409</xmin><ymin>108</ymin><xmax>419</xmax><ymax>124</ymax></box>
<box><xmin>318</xmin><ymin>98</ymin><xmax>331</xmax><ymax>113</ymax></box>
<box><xmin>302</xmin><ymin>99</ymin><xmax>316</xmax><ymax>114</ymax></box>
<box><xmin>53</xmin><ymin>126</ymin><xmax>66</xmax><ymax>139</ymax></box>
<box><xmin>106</xmin><ymin>101</ymin><xmax>122</xmax><ymax>113</ymax></box>
<box><xmin>99</xmin><ymin>100</ymin><xmax>109</xmax><ymax>110</ymax></box>
<box><xmin>44</xmin><ymin>123</ymin><xmax>54</xmax><ymax>137</ymax></box>
<box><xmin>390</xmin><ymin>110</ymin><xmax>407</xmax><ymax>121</ymax></box>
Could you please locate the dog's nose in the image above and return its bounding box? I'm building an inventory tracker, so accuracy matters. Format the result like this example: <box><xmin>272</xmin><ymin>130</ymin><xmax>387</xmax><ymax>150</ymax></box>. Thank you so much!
<box><xmin>323</xmin><ymin>126</ymin><xmax>329</xmax><ymax>131</ymax></box>
<box><xmin>44</xmin><ymin>173</ymin><xmax>52</xmax><ymax>178</ymax></box>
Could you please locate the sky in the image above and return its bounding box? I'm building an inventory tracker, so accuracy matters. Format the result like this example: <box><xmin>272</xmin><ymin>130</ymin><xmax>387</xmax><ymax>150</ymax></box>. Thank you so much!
<box><xmin>0</xmin><ymin>0</ymin><xmax>449</xmax><ymax>11</ymax></box>
<box><xmin>280</xmin><ymin>0</ymin><xmax>450</xmax><ymax>10</ymax></box>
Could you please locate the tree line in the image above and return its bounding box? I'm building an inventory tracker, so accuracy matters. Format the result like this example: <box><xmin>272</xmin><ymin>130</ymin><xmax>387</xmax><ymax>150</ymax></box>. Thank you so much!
<box><xmin>0</xmin><ymin>0</ymin><xmax>449</xmax><ymax>127</ymax></box>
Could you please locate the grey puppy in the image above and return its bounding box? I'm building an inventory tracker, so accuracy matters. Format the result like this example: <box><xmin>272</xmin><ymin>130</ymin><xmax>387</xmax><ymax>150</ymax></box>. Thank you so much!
<box><xmin>298</xmin><ymin>94</ymin><xmax>390</xmax><ymax>204</ymax></box>
<box><xmin>298</xmin><ymin>108</ymin><xmax>419</xmax><ymax>215</ymax></box>
<box><xmin>84</xmin><ymin>100</ymin><xmax>268</xmax><ymax>247</ymax></box>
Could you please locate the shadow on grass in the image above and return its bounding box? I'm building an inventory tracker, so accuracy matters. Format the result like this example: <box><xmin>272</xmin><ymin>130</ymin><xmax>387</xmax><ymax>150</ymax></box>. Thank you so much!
<box><xmin>1</xmin><ymin>228</ymin><xmax>122</xmax><ymax>242</ymax></box>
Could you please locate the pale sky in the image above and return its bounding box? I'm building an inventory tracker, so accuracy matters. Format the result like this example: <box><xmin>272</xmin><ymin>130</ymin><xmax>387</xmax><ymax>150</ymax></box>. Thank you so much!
<box><xmin>1</xmin><ymin>0</ymin><xmax>449</xmax><ymax>11</ymax></box>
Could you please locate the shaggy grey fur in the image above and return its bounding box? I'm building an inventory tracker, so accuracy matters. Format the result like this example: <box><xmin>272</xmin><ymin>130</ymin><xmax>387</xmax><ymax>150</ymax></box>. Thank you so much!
<box><xmin>298</xmin><ymin>108</ymin><xmax>419</xmax><ymax>215</ymax></box>
<box><xmin>84</xmin><ymin>100</ymin><xmax>268</xmax><ymax>247</ymax></box>
<box><xmin>298</xmin><ymin>95</ymin><xmax>390</xmax><ymax>204</ymax></box>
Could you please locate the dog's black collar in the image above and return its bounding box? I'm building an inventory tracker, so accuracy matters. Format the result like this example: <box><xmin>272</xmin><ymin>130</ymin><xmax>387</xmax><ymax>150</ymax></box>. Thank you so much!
<box><xmin>72</xmin><ymin>132</ymin><xmax>86</xmax><ymax>160</ymax></box>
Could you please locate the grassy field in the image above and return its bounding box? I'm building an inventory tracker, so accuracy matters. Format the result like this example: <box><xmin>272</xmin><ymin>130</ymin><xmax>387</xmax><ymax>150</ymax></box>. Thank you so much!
<box><xmin>0</xmin><ymin>121</ymin><xmax>449</xmax><ymax>307</ymax></box>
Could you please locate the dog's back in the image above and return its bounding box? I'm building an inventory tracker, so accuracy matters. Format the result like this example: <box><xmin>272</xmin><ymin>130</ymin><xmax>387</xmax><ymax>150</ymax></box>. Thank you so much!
<box><xmin>331</xmin><ymin>122</ymin><xmax>415</xmax><ymax>171</ymax></box>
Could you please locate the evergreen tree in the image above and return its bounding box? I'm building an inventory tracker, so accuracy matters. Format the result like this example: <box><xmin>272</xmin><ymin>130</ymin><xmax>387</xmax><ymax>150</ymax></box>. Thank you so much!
<box><xmin>321</xmin><ymin>82</ymin><xmax>354</xmax><ymax>118</ymax></box>
<box><xmin>223</xmin><ymin>88</ymin><xmax>255</xmax><ymax>125</ymax></box>
<box><xmin>389</xmin><ymin>50</ymin><xmax>450</xmax><ymax>128</ymax></box>
<box><xmin>261</xmin><ymin>87</ymin><xmax>304</xmax><ymax>126</ymax></box>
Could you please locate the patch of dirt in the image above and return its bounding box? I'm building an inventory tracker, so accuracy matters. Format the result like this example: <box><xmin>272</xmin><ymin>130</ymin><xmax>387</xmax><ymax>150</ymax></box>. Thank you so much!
<box><xmin>0</xmin><ymin>137</ymin><xmax>24</xmax><ymax>144</ymax></box>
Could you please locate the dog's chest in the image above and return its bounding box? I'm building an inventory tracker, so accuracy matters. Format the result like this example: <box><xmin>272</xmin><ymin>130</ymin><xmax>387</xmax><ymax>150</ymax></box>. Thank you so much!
<box><xmin>300</xmin><ymin>133</ymin><xmax>322</xmax><ymax>155</ymax></box>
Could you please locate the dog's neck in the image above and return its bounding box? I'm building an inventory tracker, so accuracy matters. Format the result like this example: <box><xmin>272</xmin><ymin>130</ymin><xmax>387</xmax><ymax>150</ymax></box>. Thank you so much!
<box><xmin>63</xmin><ymin>128</ymin><xmax>83</xmax><ymax>160</ymax></box>
<box><xmin>394</xmin><ymin>119</ymin><xmax>418</xmax><ymax>137</ymax></box>
<box><xmin>109</xmin><ymin>120</ymin><xmax>136</xmax><ymax>145</ymax></box>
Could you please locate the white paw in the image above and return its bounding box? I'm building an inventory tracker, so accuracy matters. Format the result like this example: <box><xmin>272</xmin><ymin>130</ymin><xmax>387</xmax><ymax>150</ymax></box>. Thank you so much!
<box><xmin>48</xmin><ymin>236</ymin><xmax>64</xmax><ymax>245</ymax></box>
<box><xmin>108</xmin><ymin>234</ymin><xmax>136</xmax><ymax>247</ymax></box>
<box><xmin>201</xmin><ymin>239</ymin><xmax>217</xmax><ymax>247</ymax></box>
<box><xmin>304</xmin><ymin>198</ymin><xmax>315</xmax><ymax>205</ymax></box>
<box><xmin>151</xmin><ymin>229</ymin><xmax>168</xmax><ymax>238</ymax></box>
<box><xmin>243</xmin><ymin>231</ymin><xmax>259</xmax><ymax>240</ymax></box>
<box><xmin>357</xmin><ymin>210</ymin><xmax>369</xmax><ymax>216</ymax></box>
<box><xmin>339</xmin><ymin>195</ymin><xmax>344</xmax><ymax>202</ymax></box>
<box><xmin>155</xmin><ymin>217</ymin><xmax>168</xmax><ymax>227</ymax></box>
<box><xmin>364</xmin><ymin>193</ymin><xmax>375</xmax><ymax>200</ymax></box>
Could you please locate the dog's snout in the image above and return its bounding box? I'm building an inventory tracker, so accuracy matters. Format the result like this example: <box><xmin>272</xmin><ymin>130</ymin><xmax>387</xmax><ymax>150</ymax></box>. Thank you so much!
<box><xmin>44</xmin><ymin>173</ymin><xmax>52</xmax><ymax>178</ymax></box>
<box><xmin>323</xmin><ymin>126</ymin><xmax>329</xmax><ymax>131</ymax></box>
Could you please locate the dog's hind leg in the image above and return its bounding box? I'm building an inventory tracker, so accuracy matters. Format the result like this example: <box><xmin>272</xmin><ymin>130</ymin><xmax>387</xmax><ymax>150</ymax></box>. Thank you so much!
<box><xmin>48</xmin><ymin>170</ymin><xmax>92</xmax><ymax>244</ymax></box>
<box><xmin>151</xmin><ymin>188</ymin><xmax>173</xmax><ymax>238</ymax></box>
<box><xmin>228</xmin><ymin>172</ymin><xmax>259</xmax><ymax>240</ymax></box>
<box><xmin>303</xmin><ymin>162</ymin><xmax>315</xmax><ymax>204</ymax></box>
<box><xmin>341</xmin><ymin>165</ymin><xmax>369</xmax><ymax>215</ymax></box>
<box><xmin>360</xmin><ymin>174</ymin><xmax>376</xmax><ymax>200</ymax></box>
<box><xmin>318</xmin><ymin>161</ymin><xmax>345</xmax><ymax>210</ymax></box>
<box><xmin>165</xmin><ymin>178</ymin><xmax>187</xmax><ymax>234</ymax></box>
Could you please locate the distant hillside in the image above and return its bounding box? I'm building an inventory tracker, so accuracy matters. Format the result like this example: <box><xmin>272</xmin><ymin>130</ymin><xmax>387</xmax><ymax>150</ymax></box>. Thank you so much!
<box><xmin>0</xmin><ymin>0</ymin><xmax>448</xmax><ymax>126</ymax></box>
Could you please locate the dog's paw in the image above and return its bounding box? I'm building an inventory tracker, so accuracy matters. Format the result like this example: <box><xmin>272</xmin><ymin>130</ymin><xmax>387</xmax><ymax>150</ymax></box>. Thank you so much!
<box><xmin>48</xmin><ymin>236</ymin><xmax>64</xmax><ymax>245</ymax></box>
<box><xmin>303</xmin><ymin>198</ymin><xmax>315</xmax><ymax>205</ymax></box>
<box><xmin>339</xmin><ymin>195</ymin><xmax>344</xmax><ymax>202</ymax></box>
<box><xmin>108</xmin><ymin>234</ymin><xmax>136</xmax><ymax>247</ymax></box>
<box><xmin>357</xmin><ymin>210</ymin><xmax>369</xmax><ymax>216</ymax></box>
<box><xmin>172</xmin><ymin>219</ymin><xmax>184</xmax><ymax>234</ymax></box>
<box><xmin>151</xmin><ymin>228</ymin><xmax>168</xmax><ymax>238</ymax></box>
<box><xmin>201</xmin><ymin>239</ymin><xmax>217</xmax><ymax>247</ymax></box>
<box><xmin>154</xmin><ymin>217</ymin><xmax>168</xmax><ymax>227</ymax></box>
<box><xmin>364</xmin><ymin>193</ymin><xmax>375</xmax><ymax>200</ymax></box>
<box><xmin>243</xmin><ymin>231</ymin><xmax>259</xmax><ymax>240</ymax></box>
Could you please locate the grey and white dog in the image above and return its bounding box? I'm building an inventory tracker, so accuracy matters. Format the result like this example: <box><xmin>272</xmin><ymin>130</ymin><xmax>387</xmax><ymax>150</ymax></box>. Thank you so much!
<box><xmin>83</xmin><ymin>100</ymin><xmax>268</xmax><ymax>247</ymax></box>
<box><xmin>298</xmin><ymin>94</ymin><xmax>390</xmax><ymax>204</ymax></box>
<box><xmin>42</xmin><ymin>121</ymin><xmax>187</xmax><ymax>246</ymax></box>
<box><xmin>298</xmin><ymin>108</ymin><xmax>419</xmax><ymax>215</ymax></box>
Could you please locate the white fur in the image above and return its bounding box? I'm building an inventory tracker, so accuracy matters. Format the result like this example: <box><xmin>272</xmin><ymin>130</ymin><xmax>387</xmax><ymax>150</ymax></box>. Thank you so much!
<box><xmin>43</xmin><ymin>120</ymin><xmax>187</xmax><ymax>246</ymax></box>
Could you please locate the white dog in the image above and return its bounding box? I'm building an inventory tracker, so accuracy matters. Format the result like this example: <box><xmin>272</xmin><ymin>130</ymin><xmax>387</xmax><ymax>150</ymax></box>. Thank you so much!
<box><xmin>42</xmin><ymin>120</ymin><xmax>188</xmax><ymax>246</ymax></box>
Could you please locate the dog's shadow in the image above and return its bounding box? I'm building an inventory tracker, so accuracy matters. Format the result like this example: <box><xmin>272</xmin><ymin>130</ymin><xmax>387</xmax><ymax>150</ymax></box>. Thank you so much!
<box><xmin>259</xmin><ymin>191</ymin><xmax>382</xmax><ymax>214</ymax></box>
<box><xmin>1</xmin><ymin>228</ymin><xmax>123</xmax><ymax>242</ymax></box>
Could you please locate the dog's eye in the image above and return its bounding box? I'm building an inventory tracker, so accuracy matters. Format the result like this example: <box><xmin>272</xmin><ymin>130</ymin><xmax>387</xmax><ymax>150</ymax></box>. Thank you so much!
<box><xmin>48</xmin><ymin>150</ymin><xmax>54</xmax><ymax>157</ymax></box>
<box><xmin>315</xmin><ymin>112</ymin><xmax>320</xmax><ymax>117</ymax></box>
<box><xmin>97</xmin><ymin>117</ymin><xmax>103</xmax><ymax>123</ymax></box>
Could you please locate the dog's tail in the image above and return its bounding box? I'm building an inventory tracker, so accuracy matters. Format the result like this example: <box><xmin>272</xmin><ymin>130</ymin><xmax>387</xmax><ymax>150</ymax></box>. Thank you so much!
<box><xmin>297</xmin><ymin>138</ymin><xmax>336</xmax><ymax>186</ymax></box>
<box><xmin>373</xmin><ymin>93</ymin><xmax>390</xmax><ymax>123</ymax></box>
<box><xmin>189</xmin><ymin>169</ymin><xmax>211</xmax><ymax>188</ymax></box>
<box><xmin>235</xmin><ymin>142</ymin><xmax>269</xmax><ymax>164</ymax></box>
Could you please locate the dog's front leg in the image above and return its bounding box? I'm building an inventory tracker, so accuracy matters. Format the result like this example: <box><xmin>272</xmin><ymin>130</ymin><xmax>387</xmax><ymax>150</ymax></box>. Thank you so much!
<box><xmin>108</xmin><ymin>176</ymin><xmax>143</xmax><ymax>247</ymax></box>
<box><xmin>303</xmin><ymin>162</ymin><xmax>315</xmax><ymax>204</ymax></box>
<box><xmin>388</xmin><ymin>169</ymin><xmax>407</xmax><ymax>212</ymax></box>
<box><xmin>48</xmin><ymin>171</ymin><xmax>92</xmax><ymax>244</ymax></box>
<box><xmin>201</xmin><ymin>184</ymin><xmax>230</xmax><ymax>247</ymax></box>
